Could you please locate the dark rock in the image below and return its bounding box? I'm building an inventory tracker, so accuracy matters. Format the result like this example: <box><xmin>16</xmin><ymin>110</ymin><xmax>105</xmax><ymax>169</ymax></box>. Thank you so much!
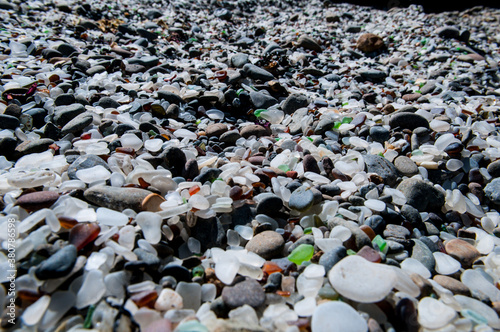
<box><xmin>389</xmin><ymin>112</ymin><xmax>429</xmax><ymax>130</ymax></box>
<box><xmin>364</xmin><ymin>154</ymin><xmax>398</xmax><ymax>187</ymax></box>
<box><xmin>67</xmin><ymin>154</ymin><xmax>111</xmax><ymax>180</ymax></box>
<box><xmin>35</xmin><ymin>245</ymin><xmax>77</xmax><ymax>280</ymax></box>
<box><xmin>222</xmin><ymin>278</ymin><xmax>266</xmax><ymax>309</ymax></box>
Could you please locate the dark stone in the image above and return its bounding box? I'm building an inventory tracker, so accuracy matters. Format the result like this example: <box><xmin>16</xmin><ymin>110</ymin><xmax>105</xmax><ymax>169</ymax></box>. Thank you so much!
<box><xmin>389</xmin><ymin>112</ymin><xmax>429</xmax><ymax>130</ymax></box>
<box><xmin>67</xmin><ymin>154</ymin><xmax>111</xmax><ymax>180</ymax></box>
<box><xmin>35</xmin><ymin>245</ymin><xmax>77</xmax><ymax>280</ymax></box>
<box><xmin>183</xmin><ymin>159</ymin><xmax>200</xmax><ymax>180</ymax></box>
<box><xmin>193</xmin><ymin>168</ymin><xmax>222</xmax><ymax>184</ymax></box>
<box><xmin>222</xmin><ymin>278</ymin><xmax>266</xmax><ymax>309</ymax></box>
<box><xmin>319</xmin><ymin>246</ymin><xmax>347</xmax><ymax>273</ymax></box>
<box><xmin>0</xmin><ymin>114</ymin><xmax>20</xmax><ymax>129</ymax></box>
<box><xmin>242</xmin><ymin>64</ymin><xmax>274</xmax><ymax>82</ymax></box>
<box><xmin>364</xmin><ymin>154</ymin><xmax>398</xmax><ymax>187</ymax></box>
<box><xmin>161</xmin><ymin>265</ymin><xmax>192</xmax><ymax>282</ymax></box>
<box><xmin>256</xmin><ymin>194</ymin><xmax>283</xmax><ymax>216</ymax></box>
<box><xmin>303</xmin><ymin>154</ymin><xmax>320</xmax><ymax>174</ymax></box>
<box><xmin>190</xmin><ymin>217</ymin><xmax>225</xmax><ymax>251</ymax></box>
<box><xmin>162</xmin><ymin>146</ymin><xmax>187</xmax><ymax>177</ymax></box>
<box><xmin>157</xmin><ymin>91</ymin><xmax>184</xmax><ymax>105</ymax></box>
<box><xmin>15</xmin><ymin>139</ymin><xmax>55</xmax><ymax>156</ymax></box>
<box><xmin>249</xmin><ymin>91</ymin><xmax>278</xmax><ymax>109</ymax></box>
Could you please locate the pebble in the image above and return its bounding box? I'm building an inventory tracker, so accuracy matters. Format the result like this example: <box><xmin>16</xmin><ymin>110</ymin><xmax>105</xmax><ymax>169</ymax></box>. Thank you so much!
<box><xmin>397</xmin><ymin>178</ymin><xmax>445</xmax><ymax>211</ymax></box>
<box><xmin>364</xmin><ymin>154</ymin><xmax>398</xmax><ymax>187</ymax></box>
<box><xmin>417</xmin><ymin>297</ymin><xmax>457</xmax><ymax>329</ymax></box>
<box><xmin>222</xmin><ymin>278</ymin><xmax>266</xmax><ymax>309</ymax></box>
<box><xmin>389</xmin><ymin>112</ymin><xmax>429</xmax><ymax>130</ymax></box>
<box><xmin>245</xmin><ymin>231</ymin><xmax>284</xmax><ymax>260</ymax></box>
<box><xmin>84</xmin><ymin>186</ymin><xmax>162</xmax><ymax>212</ymax></box>
<box><xmin>35</xmin><ymin>245</ymin><xmax>77</xmax><ymax>280</ymax></box>
<box><xmin>15</xmin><ymin>191</ymin><xmax>60</xmax><ymax>211</ymax></box>
<box><xmin>433</xmin><ymin>275</ymin><xmax>470</xmax><ymax>295</ymax></box>
<box><xmin>445</xmin><ymin>238</ymin><xmax>481</xmax><ymax>267</ymax></box>
<box><xmin>485</xmin><ymin>178</ymin><xmax>500</xmax><ymax>204</ymax></box>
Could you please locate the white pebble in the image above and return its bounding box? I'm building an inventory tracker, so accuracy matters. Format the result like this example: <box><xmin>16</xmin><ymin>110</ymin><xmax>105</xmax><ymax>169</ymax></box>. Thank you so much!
<box><xmin>433</xmin><ymin>252</ymin><xmax>461</xmax><ymax>275</ymax></box>
<box><xmin>96</xmin><ymin>207</ymin><xmax>129</xmax><ymax>227</ymax></box>
<box><xmin>364</xmin><ymin>199</ymin><xmax>386</xmax><ymax>212</ymax></box>
<box><xmin>76</xmin><ymin>165</ymin><xmax>111</xmax><ymax>183</ymax></box>
<box><xmin>418</xmin><ymin>297</ymin><xmax>456</xmax><ymax>329</ymax></box>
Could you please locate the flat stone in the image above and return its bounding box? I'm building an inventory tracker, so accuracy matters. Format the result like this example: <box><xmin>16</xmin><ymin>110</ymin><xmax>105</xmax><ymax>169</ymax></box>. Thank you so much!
<box><xmin>303</xmin><ymin>154</ymin><xmax>320</xmax><ymax>174</ymax></box>
<box><xmin>296</xmin><ymin>34</ymin><xmax>322</xmax><ymax>52</ymax></box>
<box><xmin>61</xmin><ymin>113</ymin><xmax>93</xmax><ymax>135</ymax></box>
<box><xmin>433</xmin><ymin>275</ymin><xmax>470</xmax><ymax>295</ymax></box>
<box><xmin>16</xmin><ymin>191</ymin><xmax>60</xmax><ymax>212</ymax></box>
<box><xmin>394</xmin><ymin>156</ymin><xmax>418</xmax><ymax>176</ymax></box>
<box><xmin>0</xmin><ymin>114</ymin><xmax>20</xmax><ymax>129</ymax></box>
<box><xmin>436</xmin><ymin>26</ymin><xmax>460</xmax><ymax>39</ymax></box>
<box><xmin>231</xmin><ymin>53</ymin><xmax>249</xmax><ymax>68</ymax></box>
<box><xmin>35</xmin><ymin>245</ymin><xmax>77</xmax><ymax>280</ymax></box>
<box><xmin>84</xmin><ymin>186</ymin><xmax>155</xmax><ymax>212</ymax></box>
<box><xmin>157</xmin><ymin>91</ymin><xmax>184</xmax><ymax>105</ymax></box>
<box><xmin>396</xmin><ymin>178</ymin><xmax>445</xmax><ymax>211</ymax></box>
<box><xmin>249</xmin><ymin>91</ymin><xmax>278</xmax><ymax>109</ymax></box>
<box><xmin>15</xmin><ymin>138</ymin><xmax>55</xmax><ymax>156</ymax></box>
<box><xmin>240</xmin><ymin>124</ymin><xmax>271</xmax><ymax>139</ymax></box>
<box><xmin>411</xmin><ymin>239</ymin><xmax>435</xmax><ymax>272</ymax></box>
<box><xmin>222</xmin><ymin>278</ymin><xmax>265</xmax><ymax>309</ymax></box>
<box><xmin>53</xmin><ymin>104</ymin><xmax>86</xmax><ymax>126</ymax></box>
<box><xmin>205</xmin><ymin>123</ymin><xmax>228</xmax><ymax>137</ymax></box>
<box><xmin>245</xmin><ymin>230</ymin><xmax>284</xmax><ymax>260</ymax></box>
<box><xmin>445</xmin><ymin>238</ymin><xmax>481</xmax><ymax>267</ymax></box>
<box><xmin>487</xmin><ymin>159</ymin><xmax>500</xmax><ymax>178</ymax></box>
<box><xmin>242</xmin><ymin>64</ymin><xmax>274</xmax><ymax>82</ymax></box>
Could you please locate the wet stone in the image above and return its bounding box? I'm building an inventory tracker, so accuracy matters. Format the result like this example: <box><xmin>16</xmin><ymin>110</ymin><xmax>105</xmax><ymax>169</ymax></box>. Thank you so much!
<box><xmin>389</xmin><ymin>112</ymin><xmax>429</xmax><ymax>130</ymax></box>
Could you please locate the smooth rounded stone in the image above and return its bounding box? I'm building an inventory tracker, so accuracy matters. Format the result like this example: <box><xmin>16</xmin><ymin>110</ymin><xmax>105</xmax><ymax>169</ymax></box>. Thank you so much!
<box><xmin>256</xmin><ymin>194</ymin><xmax>283</xmax><ymax>216</ymax></box>
<box><xmin>487</xmin><ymin>160</ymin><xmax>500</xmax><ymax>178</ymax></box>
<box><xmin>394</xmin><ymin>156</ymin><xmax>418</xmax><ymax>176</ymax></box>
<box><xmin>76</xmin><ymin>165</ymin><xmax>111</xmax><ymax>183</ymax></box>
<box><xmin>461</xmin><ymin>269</ymin><xmax>500</xmax><ymax>302</ymax></box>
<box><xmin>97</xmin><ymin>96</ymin><xmax>121</xmax><ymax>109</ymax></box>
<box><xmin>289</xmin><ymin>187</ymin><xmax>315</xmax><ymax>212</ymax></box>
<box><xmin>162</xmin><ymin>265</ymin><xmax>192</xmax><ymax>283</ymax></box>
<box><xmin>357</xmin><ymin>33</ymin><xmax>384</xmax><ymax>53</ymax></box>
<box><xmin>445</xmin><ymin>239</ymin><xmax>480</xmax><ymax>267</ymax></box>
<box><xmin>76</xmin><ymin>269</ymin><xmax>106</xmax><ymax>309</ymax></box>
<box><xmin>157</xmin><ymin>91</ymin><xmax>184</xmax><ymax>105</ymax></box>
<box><xmin>411</xmin><ymin>239</ymin><xmax>435</xmax><ymax>272</ymax></box>
<box><xmin>0</xmin><ymin>114</ymin><xmax>20</xmax><ymax>129</ymax></box>
<box><xmin>155</xmin><ymin>288</ymin><xmax>183</xmax><ymax>311</ymax></box>
<box><xmin>240</xmin><ymin>124</ymin><xmax>271</xmax><ymax>139</ymax></box>
<box><xmin>396</xmin><ymin>178</ymin><xmax>445</xmax><ymax>212</ymax></box>
<box><xmin>328</xmin><ymin>255</ymin><xmax>398</xmax><ymax>303</ymax></box>
<box><xmin>485</xmin><ymin>178</ymin><xmax>500</xmax><ymax>204</ymax></box>
<box><xmin>296</xmin><ymin>34</ymin><xmax>322</xmax><ymax>52</ymax></box>
<box><xmin>67</xmin><ymin>154</ymin><xmax>111</xmax><ymax>180</ymax></box>
<box><xmin>15</xmin><ymin>138</ymin><xmax>55</xmax><ymax>156</ymax></box>
<box><xmin>220</xmin><ymin>131</ymin><xmax>241</xmax><ymax>146</ymax></box>
<box><xmin>433</xmin><ymin>275</ymin><xmax>470</xmax><ymax>295</ymax></box>
<box><xmin>401</xmin><ymin>258</ymin><xmax>431</xmax><ymax>279</ymax></box>
<box><xmin>359</xmin><ymin>69</ymin><xmax>387</xmax><ymax>80</ymax></box>
<box><xmin>15</xmin><ymin>191</ymin><xmax>60</xmax><ymax>211</ymax></box>
<box><xmin>231</xmin><ymin>53</ymin><xmax>249</xmax><ymax>68</ymax></box>
<box><xmin>242</xmin><ymin>64</ymin><xmax>274</xmax><ymax>82</ymax></box>
<box><xmin>319</xmin><ymin>246</ymin><xmax>347</xmax><ymax>272</ymax></box>
<box><xmin>364</xmin><ymin>154</ymin><xmax>398</xmax><ymax>187</ymax></box>
<box><xmin>363</xmin><ymin>215</ymin><xmax>386</xmax><ymax>234</ymax></box>
<box><xmin>35</xmin><ymin>245</ymin><xmax>77</xmax><ymax>280</ymax></box>
<box><xmin>389</xmin><ymin>112</ymin><xmax>429</xmax><ymax>130</ymax></box>
<box><xmin>327</xmin><ymin>217</ymin><xmax>372</xmax><ymax>250</ymax></box>
<box><xmin>249</xmin><ymin>91</ymin><xmax>278</xmax><ymax>109</ymax></box>
<box><xmin>84</xmin><ymin>186</ymin><xmax>156</xmax><ymax>212</ymax></box>
<box><xmin>311</xmin><ymin>301</ymin><xmax>367</xmax><ymax>332</ymax></box>
<box><xmin>222</xmin><ymin>278</ymin><xmax>265</xmax><ymax>309</ymax></box>
<box><xmin>433</xmin><ymin>252</ymin><xmax>461</xmax><ymax>275</ymax></box>
<box><xmin>182</xmin><ymin>159</ymin><xmax>199</xmax><ymax>181</ymax></box>
<box><xmin>245</xmin><ymin>230</ymin><xmax>284</xmax><ymax>260</ymax></box>
<box><xmin>384</xmin><ymin>224</ymin><xmax>410</xmax><ymax>239</ymax></box>
<box><xmin>436</xmin><ymin>26</ymin><xmax>460</xmax><ymax>39</ymax></box>
<box><xmin>205</xmin><ymin>123</ymin><xmax>228</xmax><ymax>137</ymax></box>
<box><xmin>53</xmin><ymin>104</ymin><xmax>86</xmax><ymax>126</ymax></box>
<box><xmin>282</xmin><ymin>94</ymin><xmax>309</xmax><ymax>115</ymax></box>
<box><xmin>162</xmin><ymin>146</ymin><xmax>187</xmax><ymax>178</ymax></box>
<box><xmin>302</xmin><ymin>154</ymin><xmax>320</xmax><ymax>174</ymax></box>
<box><xmin>417</xmin><ymin>297</ymin><xmax>457</xmax><ymax>329</ymax></box>
<box><xmin>454</xmin><ymin>295</ymin><xmax>500</xmax><ymax>329</ymax></box>
<box><xmin>369</xmin><ymin>126</ymin><xmax>390</xmax><ymax>144</ymax></box>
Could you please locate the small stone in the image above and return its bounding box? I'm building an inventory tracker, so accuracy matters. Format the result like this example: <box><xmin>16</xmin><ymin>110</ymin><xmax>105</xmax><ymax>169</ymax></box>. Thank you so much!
<box><xmin>311</xmin><ymin>301</ymin><xmax>367</xmax><ymax>332</ymax></box>
<box><xmin>369</xmin><ymin>126</ymin><xmax>390</xmax><ymax>144</ymax></box>
<box><xmin>155</xmin><ymin>288</ymin><xmax>183</xmax><ymax>311</ymax></box>
<box><xmin>487</xmin><ymin>160</ymin><xmax>500</xmax><ymax>178</ymax></box>
<box><xmin>245</xmin><ymin>230</ymin><xmax>284</xmax><ymax>260</ymax></box>
<box><xmin>485</xmin><ymin>178</ymin><xmax>500</xmax><ymax>204</ymax></box>
<box><xmin>84</xmin><ymin>186</ymin><xmax>155</xmax><ymax>212</ymax></box>
<box><xmin>249</xmin><ymin>91</ymin><xmax>278</xmax><ymax>109</ymax></box>
<box><xmin>289</xmin><ymin>187</ymin><xmax>315</xmax><ymax>212</ymax></box>
<box><xmin>389</xmin><ymin>112</ymin><xmax>429</xmax><ymax>130</ymax></box>
<box><xmin>3</xmin><ymin>104</ymin><xmax>22</xmax><ymax>118</ymax></box>
<box><xmin>242</xmin><ymin>64</ymin><xmax>274</xmax><ymax>82</ymax></box>
<box><xmin>411</xmin><ymin>239</ymin><xmax>435</xmax><ymax>272</ymax></box>
<box><xmin>240</xmin><ymin>124</ymin><xmax>271</xmax><ymax>139</ymax></box>
<box><xmin>16</xmin><ymin>191</ymin><xmax>60</xmax><ymax>212</ymax></box>
<box><xmin>396</xmin><ymin>178</ymin><xmax>445</xmax><ymax>212</ymax></box>
<box><xmin>364</xmin><ymin>154</ymin><xmax>398</xmax><ymax>187</ymax></box>
<box><xmin>256</xmin><ymin>194</ymin><xmax>283</xmax><ymax>216</ymax></box>
<box><xmin>282</xmin><ymin>94</ymin><xmax>309</xmax><ymax>115</ymax></box>
<box><xmin>0</xmin><ymin>114</ymin><xmax>20</xmax><ymax>129</ymax></box>
<box><xmin>394</xmin><ymin>156</ymin><xmax>418</xmax><ymax>176</ymax></box>
<box><xmin>302</xmin><ymin>154</ymin><xmax>320</xmax><ymax>174</ymax></box>
<box><xmin>319</xmin><ymin>246</ymin><xmax>347</xmax><ymax>273</ymax></box>
<box><xmin>205</xmin><ymin>123</ymin><xmax>228</xmax><ymax>137</ymax></box>
<box><xmin>222</xmin><ymin>278</ymin><xmax>265</xmax><ymax>309</ymax></box>
<box><xmin>357</xmin><ymin>33</ymin><xmax>384</xmax><ymax>53</ymax></box>
<box><xmin>231</xmin><ymin>53</ymin><xmax>249</xmax><ymax>68</ymax></box>
<box><xmin>296</xmin><ymin>34</ymin><xmax>322</xmax><ymax>52</ymax></box>
<box><xmin>445</xmin><ymin>238</ymin><xmax>481</xmax><ymax>267</ymax></box>
<box><xmin>15</xmin><ymin>139</ymin><xmax>55</xmax><ymax>156</ymax></box>
<box><xmin>433</xmin><ymin>275</ymin><xmax>470</xmax><ymax>295</ymax></box>
<box><xmin>35</xmin><ymin>245</ymin><xmax>77</xmax><ymax>280</ymax></box>
<box><xmin>433</xmin><ymin>252</ymin><xmax>461</xmax><ymax>275</ymax></box>
<box><xmin>436</xmin><ymin>26</ymin><xmax>460</xmax><ymax>39</ymax></box>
